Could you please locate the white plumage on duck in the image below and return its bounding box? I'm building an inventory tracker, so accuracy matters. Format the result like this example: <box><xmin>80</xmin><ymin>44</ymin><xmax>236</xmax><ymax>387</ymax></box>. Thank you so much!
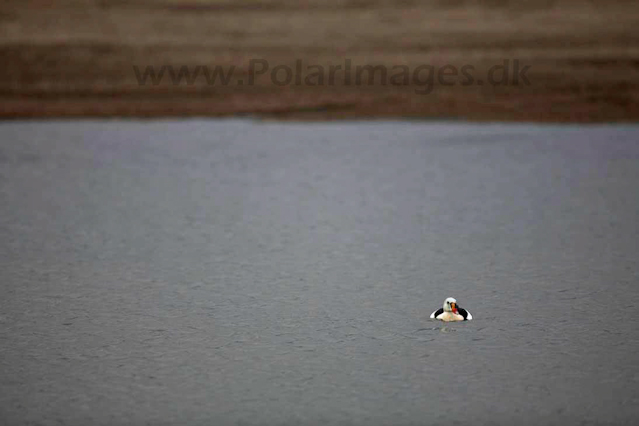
<box><xmin>430</xmin><ymin>297</ymin><xmax>472</xmax><ymax>322</ymax></box>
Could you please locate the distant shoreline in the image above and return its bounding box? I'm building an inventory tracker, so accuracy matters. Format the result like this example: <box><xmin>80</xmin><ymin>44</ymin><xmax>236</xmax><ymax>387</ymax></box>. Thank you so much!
<box><xmin>2</xmin><ymin>89</ymin><xmax>637</xmax><ymax>122</ymax></box>
<box><xmin>2</xmin><ymin>0</ymin><xmax>638</xmax><ymax>122</ymax></box>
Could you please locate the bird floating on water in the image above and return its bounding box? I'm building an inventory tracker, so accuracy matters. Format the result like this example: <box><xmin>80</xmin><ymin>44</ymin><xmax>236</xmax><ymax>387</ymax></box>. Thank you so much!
<box><xmin>430</xmin><ymin>297</ymin><xmax>472</xmax><ymax>322</ymax></box>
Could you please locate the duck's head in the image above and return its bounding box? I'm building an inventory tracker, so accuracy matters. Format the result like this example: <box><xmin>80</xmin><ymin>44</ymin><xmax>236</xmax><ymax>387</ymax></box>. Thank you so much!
<box><xmin>443</xmin><ymin>297</ymin><xmax>458</xmax><ymax>314</ymax></box>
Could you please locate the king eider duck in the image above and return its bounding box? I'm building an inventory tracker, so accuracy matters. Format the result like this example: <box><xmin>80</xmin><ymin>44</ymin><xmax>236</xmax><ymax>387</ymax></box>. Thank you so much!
<box><xmin>430</xmin><ymin>297</ymin><xmax>472</xmax><ymax>322</ymax></box>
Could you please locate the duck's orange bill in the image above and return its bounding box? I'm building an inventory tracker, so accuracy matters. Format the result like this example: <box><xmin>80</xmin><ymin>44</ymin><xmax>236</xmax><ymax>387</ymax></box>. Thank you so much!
<box><xmin>451</xmin><ymin>303</ymin><xmax>458</xmax><ymax>313</ymax></box>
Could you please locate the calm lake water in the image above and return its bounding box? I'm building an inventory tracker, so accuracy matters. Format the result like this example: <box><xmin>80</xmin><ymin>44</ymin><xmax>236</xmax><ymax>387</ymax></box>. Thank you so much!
<box><xmin>1</xmin><ymin>120</ymin><xmax>638</xmax><ymax>425</ymax></box>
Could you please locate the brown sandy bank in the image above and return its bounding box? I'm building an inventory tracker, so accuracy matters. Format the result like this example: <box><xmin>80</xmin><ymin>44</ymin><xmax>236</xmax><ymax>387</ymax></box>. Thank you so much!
<box><xmin>1</xmin><ymin>0</ymin><xmax>639</xmax><ymax>121</ymax></box>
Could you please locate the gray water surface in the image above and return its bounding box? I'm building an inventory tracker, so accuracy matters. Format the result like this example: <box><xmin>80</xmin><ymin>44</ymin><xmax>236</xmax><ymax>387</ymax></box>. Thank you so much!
<box><xmin>1</xmin><ymin>120</ymin><xmax>638</xmax><ymax>425</ymax></box>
